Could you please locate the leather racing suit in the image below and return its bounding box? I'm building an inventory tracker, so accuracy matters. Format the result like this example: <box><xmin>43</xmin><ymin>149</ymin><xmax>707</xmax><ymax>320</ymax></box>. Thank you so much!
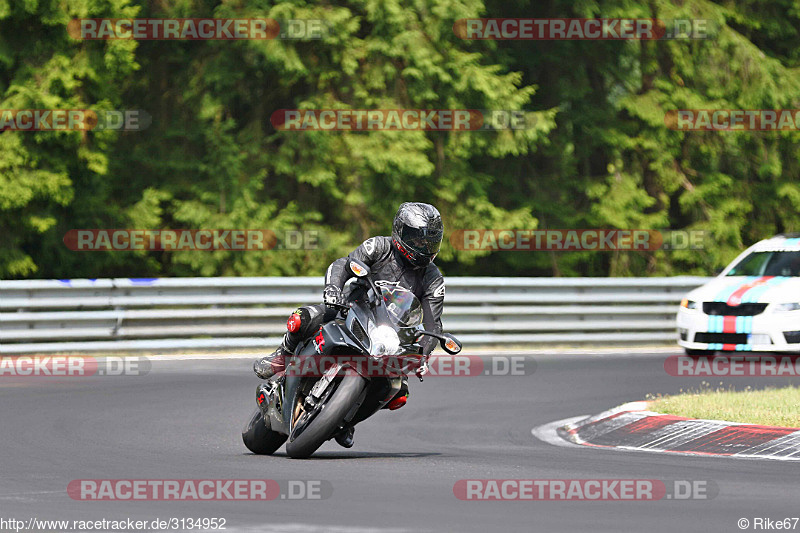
<box><xmin>263</xmin><ymin>235</ymin><xmax>446</xmax><ymax>378</ymax></box>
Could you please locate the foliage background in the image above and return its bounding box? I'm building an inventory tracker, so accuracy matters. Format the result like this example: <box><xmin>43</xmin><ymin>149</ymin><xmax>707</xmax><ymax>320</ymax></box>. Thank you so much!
<box><xmin>1</xmin><ymin>0</ymin><xmax>799</xmax><ymax>279</ymax></box>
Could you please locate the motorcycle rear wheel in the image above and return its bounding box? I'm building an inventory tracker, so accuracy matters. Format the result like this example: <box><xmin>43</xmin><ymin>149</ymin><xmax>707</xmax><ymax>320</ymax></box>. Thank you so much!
<box><xmin>242</xmin><ymin>408</ymin><xmax>287</xmax><ymax>455</ymax></box>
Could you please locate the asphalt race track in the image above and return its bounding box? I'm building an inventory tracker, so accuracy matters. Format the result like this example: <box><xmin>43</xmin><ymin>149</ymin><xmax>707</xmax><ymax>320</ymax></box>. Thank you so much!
<box><xmin>1</xmin><ymin>351</ymin><xmax>798</xmax><ymax>532</ymax></box>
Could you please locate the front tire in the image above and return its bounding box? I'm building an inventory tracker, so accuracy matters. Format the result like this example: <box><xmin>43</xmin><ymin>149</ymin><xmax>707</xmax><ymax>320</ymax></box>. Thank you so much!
<box><xmin>242</xmin><ymin>408</ymin><xmax>287</xmax><ymax>455</ymax></box>
<box><xmin>285</xmin><ymin>372</ymin><xmax>366</xmax><ymax>459</ymax></box>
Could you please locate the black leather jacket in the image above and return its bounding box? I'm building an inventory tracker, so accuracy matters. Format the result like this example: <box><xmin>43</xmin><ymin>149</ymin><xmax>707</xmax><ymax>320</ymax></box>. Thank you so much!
<box><xmin>325</xmin><ymin>236</ymin><xmax>446</xmax><ymax>355</ymax></box>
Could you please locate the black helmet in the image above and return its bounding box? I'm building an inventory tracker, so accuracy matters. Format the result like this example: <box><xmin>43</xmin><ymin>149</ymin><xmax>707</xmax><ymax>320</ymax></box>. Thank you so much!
<box><xmin>392</xmin><ymin>202</ymin><xmax>443</xmax><ymax>268</ymax></box>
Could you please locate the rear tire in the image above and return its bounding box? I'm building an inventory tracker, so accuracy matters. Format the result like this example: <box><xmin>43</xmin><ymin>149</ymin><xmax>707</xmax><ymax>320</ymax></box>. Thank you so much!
<box><xmin>242</xmin><ymin>408</ymin><xmax>287</xmax><ymax>455</ymax></box>
<box><xmin>285</xmin><ymin>372</ymin><xmax>366</xmax><ymax>459</ymax></box>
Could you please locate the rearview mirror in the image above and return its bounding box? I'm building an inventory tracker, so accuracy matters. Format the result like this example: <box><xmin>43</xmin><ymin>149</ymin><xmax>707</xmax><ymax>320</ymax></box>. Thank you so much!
<box><xmin>440</xmin><ymin>333</ymin><xmax>462</xmax><ymax>355</ymax></box>
<box><xmin>348</xmin><ymin>259</ymin><xmax>370</xmax><ymax>277</ymax></box>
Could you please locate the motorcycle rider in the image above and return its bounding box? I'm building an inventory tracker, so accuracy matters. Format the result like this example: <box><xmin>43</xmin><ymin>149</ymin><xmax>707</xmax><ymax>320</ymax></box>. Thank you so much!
<box><xmin>253</xmin><ymin>202</ymin><xmax>446</xmax><ymax>448</ymax></box>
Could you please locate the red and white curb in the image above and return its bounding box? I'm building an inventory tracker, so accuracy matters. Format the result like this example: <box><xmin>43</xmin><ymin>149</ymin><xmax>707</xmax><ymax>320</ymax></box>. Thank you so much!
<box><xmin>533</xmin><ymin>402</ymin><xmax>800</xmax><ymax>461</ymax></box>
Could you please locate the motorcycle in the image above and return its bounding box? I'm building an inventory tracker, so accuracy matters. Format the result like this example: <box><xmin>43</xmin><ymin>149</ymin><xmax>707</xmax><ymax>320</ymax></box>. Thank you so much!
<box><xmin>242</xmin><ymin>258</ymin><xmax>462</xmax><ymax>459</ymax></box>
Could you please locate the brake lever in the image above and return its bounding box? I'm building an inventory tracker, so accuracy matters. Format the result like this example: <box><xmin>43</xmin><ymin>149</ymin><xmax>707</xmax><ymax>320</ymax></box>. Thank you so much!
<box><xmin>415</xmin><ymin>356</ymin><xmax>429</xmax><ymax>382</ymax></box>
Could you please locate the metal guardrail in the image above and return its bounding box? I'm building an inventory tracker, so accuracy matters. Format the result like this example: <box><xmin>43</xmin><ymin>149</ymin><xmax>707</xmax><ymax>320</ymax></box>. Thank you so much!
<box><xmin>0</xmin><ymin>276</ymin><xmax>710</xmax><ymax>354</ymax></box>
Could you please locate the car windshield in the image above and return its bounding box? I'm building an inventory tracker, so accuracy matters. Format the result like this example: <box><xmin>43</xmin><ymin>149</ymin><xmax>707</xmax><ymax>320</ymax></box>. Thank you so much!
<box><xmin>726</xmin><ymin>250</ymin><xmax>800</xmax><ymax>277</ymax></box>
<box><xmin>380</xmin><ymin>286</ymin><xmax>423</xmax><ymax>328</ymax></box>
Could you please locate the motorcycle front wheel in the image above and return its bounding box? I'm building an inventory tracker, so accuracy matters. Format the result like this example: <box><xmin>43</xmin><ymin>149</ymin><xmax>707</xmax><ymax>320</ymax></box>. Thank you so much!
<box><xmin>285</xmin><ymin>371</ymin><xmax>366</xmax><ymax>459</ymax></box>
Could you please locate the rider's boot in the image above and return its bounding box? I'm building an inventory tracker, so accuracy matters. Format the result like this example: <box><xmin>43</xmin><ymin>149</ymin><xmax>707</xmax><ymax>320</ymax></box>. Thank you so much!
<box><xmin>334</xmin><ymin>426</ymin><xmax>355</xmax><ymax>448</ymax></box>
<box><xmin>383</xmin><ymin>376</ymin><xmax>409</xmax><ymax>410</ymax></box>
<box><xmin>386</xmin><ymin>394</ymin><xmax>408</xmax><ymax>410</ymax></box>
<box><xmin>253</xmin><ymin>344</ymin><xmax>290</xmax><ymax>380</ymax></box>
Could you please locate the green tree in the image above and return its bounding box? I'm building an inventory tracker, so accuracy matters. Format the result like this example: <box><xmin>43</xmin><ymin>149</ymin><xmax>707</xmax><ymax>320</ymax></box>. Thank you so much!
<box><xmin>3</xmin><ymin>0</ymin><xmax>800</xmax><ymax>280</ymax></box>
<box><xmin>0</xmin><ymin>0</ymin><xmax>140</xmax><ymax>277</ymax></box>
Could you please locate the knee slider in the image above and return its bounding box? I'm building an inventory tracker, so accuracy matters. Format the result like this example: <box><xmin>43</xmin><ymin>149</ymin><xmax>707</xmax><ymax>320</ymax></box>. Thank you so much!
<box><xmin>286</xmin><ymin>307</ymin><xmax>313</xmax><ymax>335</ymax></box>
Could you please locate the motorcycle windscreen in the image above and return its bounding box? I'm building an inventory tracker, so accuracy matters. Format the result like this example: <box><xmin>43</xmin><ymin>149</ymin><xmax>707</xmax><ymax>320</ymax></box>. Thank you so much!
<box><xmin>380</xmin><ymin>286</ymin><xmax>423</xmax><ymax>329</ymax></box>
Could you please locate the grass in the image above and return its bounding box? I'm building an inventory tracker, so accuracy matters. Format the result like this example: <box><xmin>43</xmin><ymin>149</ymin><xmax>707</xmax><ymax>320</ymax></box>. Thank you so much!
<box><xmin>647</xmin><ymin>384</ymin><xmax>800</xmax><ymax>428</ymax></box>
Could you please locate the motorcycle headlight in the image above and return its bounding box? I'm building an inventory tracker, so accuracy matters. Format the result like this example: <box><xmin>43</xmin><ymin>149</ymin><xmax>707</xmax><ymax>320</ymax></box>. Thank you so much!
<box><xmin>368</xmin><ymin>325</ymin><xmax>401</xmax><ymax>356</ymax></box>
<box><xmin>775</xmin><ymin>303</ymin><xmax>800</xmax><ymax>312</ymax></box>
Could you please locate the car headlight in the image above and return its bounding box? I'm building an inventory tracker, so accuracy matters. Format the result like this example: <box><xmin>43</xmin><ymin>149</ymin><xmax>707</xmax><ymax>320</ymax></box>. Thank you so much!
<box><xmin>774</xmin><ymin>303</ymin><xmax>800</xmax><ymax>312</ymax></box>
<box><xmin>368</xmin><ymin>325</ymin><xmax>400</xmax><ymax>356</ymax></box>
<box><xmin>680</xmin><ymin>298</ymin><xmax>698</xmax><ymax>310</ymax></box>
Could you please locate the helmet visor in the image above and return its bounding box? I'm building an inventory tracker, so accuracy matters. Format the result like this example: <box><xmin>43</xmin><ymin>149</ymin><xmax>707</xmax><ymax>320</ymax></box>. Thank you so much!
<box><xmin>400</xmin><ymin>225</ymin><xmax>443</xmax><ymax>255</ymax></box>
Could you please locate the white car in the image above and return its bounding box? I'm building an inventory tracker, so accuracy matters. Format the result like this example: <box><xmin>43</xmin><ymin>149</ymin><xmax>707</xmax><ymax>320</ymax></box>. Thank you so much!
<box><xmin>677</xmin><ymin>234</ymin><xmax>800</xmax><ymax>355</ymax></box>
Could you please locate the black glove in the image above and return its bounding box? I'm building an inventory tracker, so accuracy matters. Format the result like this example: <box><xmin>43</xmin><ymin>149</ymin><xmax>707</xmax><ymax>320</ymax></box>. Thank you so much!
<box><xmin>323</xmin><ymin>284</ymin><xmax>344</xmax><ymax>308</ymax></box>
